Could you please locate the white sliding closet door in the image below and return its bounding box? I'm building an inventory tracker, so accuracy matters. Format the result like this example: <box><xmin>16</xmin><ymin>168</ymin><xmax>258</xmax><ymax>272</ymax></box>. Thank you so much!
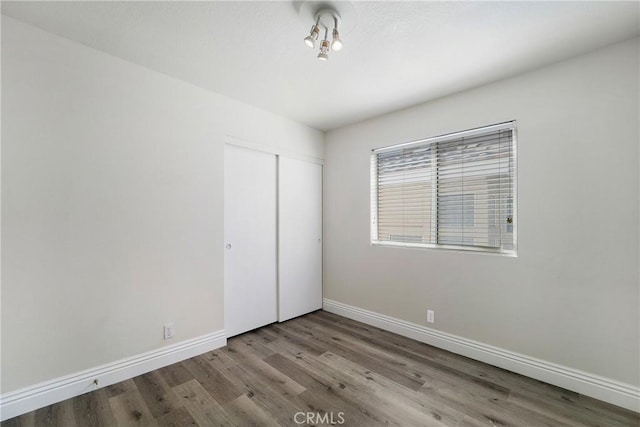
<box><xmin>278</xmin><ymin>157</ymin><xmax>323</xmax><ymax>322</ymax></box>
<box><xmin>224</xmin><ymin>145</ymin><xmax>277</xmax><ymax>337</ymax></box>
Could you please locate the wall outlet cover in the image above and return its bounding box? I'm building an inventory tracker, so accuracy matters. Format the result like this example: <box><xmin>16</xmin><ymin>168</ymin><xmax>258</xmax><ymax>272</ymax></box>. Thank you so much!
<box><xmin>427</xmin><ymin>310</ymin><xmax>435</xmax><ymax>324</ymax></box>
<box><xmin>164</xmin><ymin>323</ymin><xmax>175</xmax><ymax>340</ymax></box>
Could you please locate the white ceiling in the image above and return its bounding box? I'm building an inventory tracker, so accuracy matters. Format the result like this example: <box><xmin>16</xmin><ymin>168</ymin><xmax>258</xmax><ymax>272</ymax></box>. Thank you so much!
<box><xmin>2</xmin><ymin>1</ymin><xmax>639</xmax><ymax>131</ymax></box>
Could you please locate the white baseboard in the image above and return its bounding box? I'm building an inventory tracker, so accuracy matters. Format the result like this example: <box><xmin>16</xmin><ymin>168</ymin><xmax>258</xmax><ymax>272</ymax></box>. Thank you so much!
<box><xmin>0</xmin><ymin>330</ymin><xmax>226</xmax><ymax>421</ymax></box>
<box><xmin>322</xmin><ymin>298</ymin><xmax>640</xmax><ymax>413</ymax></box>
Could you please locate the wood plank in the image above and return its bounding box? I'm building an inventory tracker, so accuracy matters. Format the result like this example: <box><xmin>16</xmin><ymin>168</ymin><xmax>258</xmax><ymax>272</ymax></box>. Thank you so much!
<box><xmin>267</xmin><ymin>337</ymin><xmax>327</xmax><ymax>359</ymax></box>
<box><xmin>309</xmin><ymin>310</ymin><xmax>343</xmax><ymax>323</ymax></box>
<box><xmin>222</xmin><ymin>336</ymin><xmax>307</xmax><ymax>397</ymax></box>
<box><xmin>303</xmin><ymin>314</ymin><xmax>511</xmax><ymax>399</ymax></box>
<box><xmin>201</xmin><ymin>349</ymin><xmax>238</xmax><ymax>371</ymax></box>
<box><xmin>329</xmin><ymin>313</ymin><xmax>573</xmax><ymax>399</ymax></box>
<box><xmin>508</xmin><ymin>388</ymin><xmax>640</xmax><ymax>427</ymax></box>
<box><xmin>307</xmin><ymin>312</ymin><xmax>444</xmax><ymax>362</ymax></box>
<box><xmin>154</xmin><ymin>407</ymin><xmax>197</xmax><ymax>427</ymax></box>
<box><xmin>458</xmin><ymin>414</ymin><xmax>493</xmax><ymax>427</ymax></box>
<box><xmin>181</xmin><ymin>355</ymin><xmax>243</xmax><ymax>405</ymax></box>
<box><xmin>330</xmin><ymin>313</ymin><xmax>496</xmax><ymax>363</ymax></box>
<box><xmin>172</xmin><ymin>379</ymin><xmax>236</xmax><ymax>427</ymax></box>
<box><xmin>132</xmin><ymin>371</ymin><xmax>183</xmax><ymax>418</ymax></box>
<box><xmin>72</xmin><ymin>388</ymin><xmax>118</xmax><ymax>427</ymax></box>
<box><xmin>276</xmin><ymin>348</ymin><xmax>453</xmax><ymax>426</ymax></box>
<box><xmin>316</xmin><ymin>351</ymin><xmax>465</xmax><ymax>426</ymax></box>
<box><xmin>263</xmin><ymin>333</ymin><xmax>327</xmax><ymax>357</ymax></box>
<box><xmin>0</xmin><ymin>412</ymin><xmax>35</xmax><ymax>427</ymax></box>
<box><xmin>33</xmin><ymin>399</ymin><xmax>76</xmax><ymax>427</ymax></box>
<box><xmin>104</xmin><ymin>379</ymin><xmax>138</xmax><ymax>399</ymax></box>
<box><xmin>264</xmin><ymin>353</ymin><xmax>400</xmax><ymax>426</ymax></box>
<box><xmin>156</xmin><ymin>362</ymin><xmax>195</xmax><ymax>388</ymax></box>
<box><xmin>232</xmin><ymin>333</ymin><xmax>276</xmax><ymax>359</ymax></box>
<box><xmin>267</xmin><ymin>321</ymin><xmax>316</xmax><ymax>342</ymax></box>
<box><xmin>225</xmin><ymin>394</ymin><xmax>282</xmax><ymax>427</ymax></box>
<box><xmin>576</xmin><ymin>393</ymin><xmax>640</xmax><ymax>425</ymax></box>
<box><xmin>284</xmin><ymin>317</ymin><xmax>425</xmax><ymax>391</ymax></box>
<box><xmin>297</xmin><ymin>388</ymin><xmax>386</xmax><ymax>427</ymax></box>
<box><xmin>260</xmin><ymin>323</ymin><xmax>301</xmax><ymax>340</ymax></box>
<box><xmin>247</xmin><ymin>327</ymin><xmax>280</xmax><ymax>344</ymax></box>
<box><xmin>221</xmin><ymin>363</ymin><xmax>306</xmax><ymax>426</ymax></box>
<box><xmin>419</xmin><ymin>381</ymin><xmax>576</xmax><ymax>427</ymax></box>
<box><xmin>108</xmin><ymin>389</ymin><xmax>157</xmax><ymax>427</ymax></box>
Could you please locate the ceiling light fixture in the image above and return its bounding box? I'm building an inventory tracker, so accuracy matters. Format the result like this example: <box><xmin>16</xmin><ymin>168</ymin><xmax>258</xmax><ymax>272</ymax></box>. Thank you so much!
<box><xmin>299</xmin><ymin>2</ymin><xmax>355</xmax><ymax>61</ymax></box>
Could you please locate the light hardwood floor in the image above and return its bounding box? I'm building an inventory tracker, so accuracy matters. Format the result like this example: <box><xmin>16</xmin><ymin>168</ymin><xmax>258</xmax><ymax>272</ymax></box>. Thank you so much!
<box><xmin>3</xmin><ymin>310</ymin><xmax>639</xmax><ymax>426</ymax></box>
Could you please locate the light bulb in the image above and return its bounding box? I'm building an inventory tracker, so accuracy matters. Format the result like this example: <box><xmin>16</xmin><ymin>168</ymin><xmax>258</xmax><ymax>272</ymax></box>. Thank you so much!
<box><xmin>304</xmin><ymin>36</ymin><xmax>315</xmax><ymax>48</ymax></box>
<box><xmin>304</xmin><ymin>25</ymin><xmax>320</xmax><ymax>48</ymax></box>
<box><xmin>317</xmin><ymin>39</ymin><xmax>330</xmax><ymax>61</ymax></box>
<box><xmin>331</xmin><ymin>28</ymin><xmax>343</xmax><ymax>51</ymax></box>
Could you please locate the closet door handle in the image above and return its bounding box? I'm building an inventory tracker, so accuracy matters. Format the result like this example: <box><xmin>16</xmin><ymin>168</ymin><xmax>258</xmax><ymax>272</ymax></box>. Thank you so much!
<box><xmin>225</xmin><ymin>243</ymin><xmax>232</xmax><ymax>250</ymax></box>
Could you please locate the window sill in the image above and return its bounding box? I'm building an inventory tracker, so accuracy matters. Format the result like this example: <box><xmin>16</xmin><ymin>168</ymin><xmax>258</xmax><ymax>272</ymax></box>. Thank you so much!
<box><xmin>370</xmin><ymin>240</ymin><xmax>517</xmax><ymax>257</ymax></box>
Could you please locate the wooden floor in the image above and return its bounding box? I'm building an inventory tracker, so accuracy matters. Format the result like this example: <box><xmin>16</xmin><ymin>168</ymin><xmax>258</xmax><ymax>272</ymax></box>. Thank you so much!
<box><xmin>3</xmin><ymin>311</ymin><xmax>639</xmax><ymax>426</ymax></box>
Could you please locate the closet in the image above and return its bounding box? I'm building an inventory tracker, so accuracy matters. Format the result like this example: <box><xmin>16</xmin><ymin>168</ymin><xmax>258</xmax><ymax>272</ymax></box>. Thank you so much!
<box><xmin>224</xmin><ymin>144</ymin><xmax>322</xmax><ymax>337</ymax></box>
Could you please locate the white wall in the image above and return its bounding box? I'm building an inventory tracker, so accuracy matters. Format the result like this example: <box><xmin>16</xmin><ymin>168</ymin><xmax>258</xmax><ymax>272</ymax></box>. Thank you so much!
<box><xmin>324</xmin><ymin>38</ymin><xmax>639</xmax><ymax>387</ymax></box>
<box><xmin>1</xmin><ymin>17</ymin><xmax>324</xmax><ymax>393</ymax></box>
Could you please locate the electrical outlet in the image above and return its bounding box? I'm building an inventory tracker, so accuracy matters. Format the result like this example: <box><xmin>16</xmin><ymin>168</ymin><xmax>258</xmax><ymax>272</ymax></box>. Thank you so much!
<box><xmin>427</xmin><ymin>309</ymin><xmax>435</xmax><ymax>324</ymax></box>
<box><xmin>164</xmin><ymin>323</ymin><xmax>175</xmax><ymax>340</ymax></box>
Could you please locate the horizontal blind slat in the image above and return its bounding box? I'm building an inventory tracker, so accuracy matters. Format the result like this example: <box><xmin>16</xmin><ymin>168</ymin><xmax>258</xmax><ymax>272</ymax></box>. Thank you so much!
<box><xmin>374</xmin><ymin>124</ymin><xmax>514</xmax><ymax>252</ymax></box>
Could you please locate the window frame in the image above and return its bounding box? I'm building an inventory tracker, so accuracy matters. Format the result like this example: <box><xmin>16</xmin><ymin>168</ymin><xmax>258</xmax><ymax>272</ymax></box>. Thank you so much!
<box><xmin>370</xmin><ymin>121</ymin><xmax>517</xmax><ymax>256</ymax></box>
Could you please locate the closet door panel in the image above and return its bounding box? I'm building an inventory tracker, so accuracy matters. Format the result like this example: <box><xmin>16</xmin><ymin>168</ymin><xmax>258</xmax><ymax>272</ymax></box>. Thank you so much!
<box><xmin>278</xmin><ymin>157</ymin><xmax>322</xmax><ymax>322</ymax></box>
<box><xmin>224</xmin><ymin>145</ymin><xmax>277</xmax><ymax>337</ymax></box>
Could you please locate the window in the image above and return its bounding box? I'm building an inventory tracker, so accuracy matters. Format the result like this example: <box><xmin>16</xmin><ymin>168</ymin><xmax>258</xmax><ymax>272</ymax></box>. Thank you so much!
<box><xmin>371</xmin><ymin>122</ymin><xmax>516</xmax><ymax>254</ymax></box>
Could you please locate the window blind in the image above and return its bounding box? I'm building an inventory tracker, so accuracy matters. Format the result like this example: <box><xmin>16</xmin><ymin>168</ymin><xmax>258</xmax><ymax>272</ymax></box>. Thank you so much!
<box><xmin>372</xmin><ymin>122</ymin><xmax>516</xmax><ymax>254</ymax></box>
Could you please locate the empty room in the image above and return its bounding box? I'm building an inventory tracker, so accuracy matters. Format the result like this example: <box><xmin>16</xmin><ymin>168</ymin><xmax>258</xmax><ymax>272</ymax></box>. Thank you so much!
<box><xmin>1</xmin><ymin>1</ymin><xmax>639</xmax><ymax>426</ymax></box>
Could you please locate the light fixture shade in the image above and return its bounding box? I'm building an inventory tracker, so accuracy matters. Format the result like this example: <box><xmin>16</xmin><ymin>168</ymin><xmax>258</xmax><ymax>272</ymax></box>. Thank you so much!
<box><xmin>317</xmin><ymin>52</ymin><xmax>329</xmax><ymax>61</ymax></box>
<box><xmin>304</xmin><ymin>35</ymin><xmax>315</xmax><ymax>48</ymax></box>
<box><xmin>331</xmin><ymin>28</ymin><xmax>343</xmax><ymax>51</ymax></box>
<box><xmin>304</xmin><ymin>25</ymin><xmax>320</xmax><ymax>48</ymax></box>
